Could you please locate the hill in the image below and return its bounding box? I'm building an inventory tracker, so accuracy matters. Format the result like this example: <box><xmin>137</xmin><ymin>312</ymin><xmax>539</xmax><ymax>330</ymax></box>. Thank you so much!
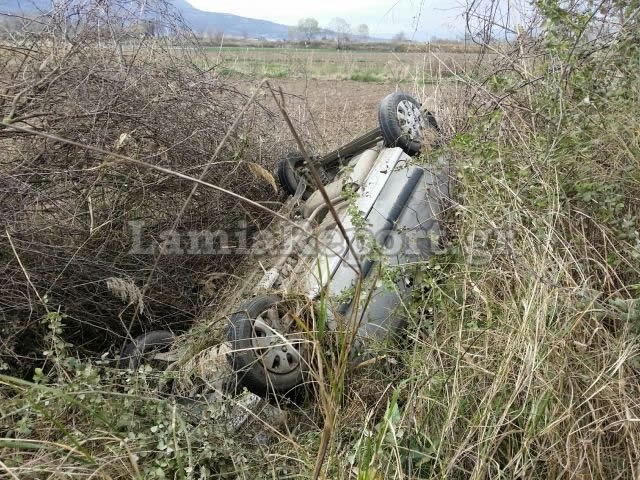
<box><xmin>171</xmin><ymin>0</ymin><xmax>290</xmax><ymax>39</ymax></box>
<box><xmin>0</xmin><ymin>0</ymin><xmax>293</xmax><ymax>40</ymax></box>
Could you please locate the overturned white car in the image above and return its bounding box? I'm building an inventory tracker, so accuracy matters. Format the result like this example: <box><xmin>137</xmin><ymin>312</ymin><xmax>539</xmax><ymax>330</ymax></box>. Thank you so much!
<box><xmin>226</xmin><ymin>92</ymin><xmax>448</xmax><ymax>397</ymax></box>
<box><xmin>120</xmin><ymin>92</ymin><xmax>448</xmax><ymax>403</ymax></box>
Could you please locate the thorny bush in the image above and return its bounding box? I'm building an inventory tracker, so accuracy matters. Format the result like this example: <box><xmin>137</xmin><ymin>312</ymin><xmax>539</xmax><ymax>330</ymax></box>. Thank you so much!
<box><xmin>0</xmin><ymin>0</ymin><xmax>279</xmax><ymax>375</ymax></box>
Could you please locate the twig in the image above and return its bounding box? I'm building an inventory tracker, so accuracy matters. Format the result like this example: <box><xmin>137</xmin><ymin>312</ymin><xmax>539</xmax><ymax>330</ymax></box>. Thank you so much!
<box><xmin>5</xmin><ymin>228</ymin><xmax>48</xmax><ymax>312</ymax></box>
<box><xmin>142</xmin><ymin>78</ymin><xmax>269</xmax><ymax>294</ymax></box>
<box><xmin>0</xmin><ymin>460</ymin><xmax>19</xmax><ymax>480</ymax></box>
<box><xmin>267</xmin><ymin>82</ymin><xmax>363</xmax><ymax>276</ymax></box>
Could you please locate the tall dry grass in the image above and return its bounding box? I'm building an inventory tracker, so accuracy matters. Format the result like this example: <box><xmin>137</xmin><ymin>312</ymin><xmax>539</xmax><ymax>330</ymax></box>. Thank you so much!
<box><xmin>316</xmin><ymin>1</ymin><xmax>640</xmax><ymax>478</ymax></box>
<box><xmin>0</xmin><ymin>0</ymin><xmax>280</xmax><ymax>375</ymax></box>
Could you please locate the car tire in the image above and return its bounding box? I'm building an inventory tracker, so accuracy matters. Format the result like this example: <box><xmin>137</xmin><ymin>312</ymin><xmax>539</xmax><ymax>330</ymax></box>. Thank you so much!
<box><xmin>276</xmin><ymin>152</ymin><xmax>329</xmax><ymax>199</ymax></box>
<box><xmin>119</xmin><ymin>330</ymin><xmax>174</xmax><ymax>369</ymax></box>
<box><xmin>227</xmin><ymin>295</ymin><xmax>307</xmax><ymax>397</ymax></box>
<box><xmin>276</xmin><ymin>152</ymin><xmax>306</xmax><ymax>197</ymax></box>
<box><xmin>378</xmin><ymin>92</ymin><xmax>439</xmax><ymax>156</ymax></box>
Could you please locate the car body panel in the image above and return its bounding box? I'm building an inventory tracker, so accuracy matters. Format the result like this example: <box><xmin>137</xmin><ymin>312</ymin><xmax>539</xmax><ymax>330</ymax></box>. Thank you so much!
<box><xmin>271</xmin><ymin>146</ymin><xmax>447</xmax><ymax>346</ymax></box>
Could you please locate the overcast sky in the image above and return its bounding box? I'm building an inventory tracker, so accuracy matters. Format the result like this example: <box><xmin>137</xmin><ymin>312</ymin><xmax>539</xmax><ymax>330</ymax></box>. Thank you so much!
<box><xmin>186</xmin><ymin>0</ymin><xmax>467</xmax><ymax>39</ymax></box>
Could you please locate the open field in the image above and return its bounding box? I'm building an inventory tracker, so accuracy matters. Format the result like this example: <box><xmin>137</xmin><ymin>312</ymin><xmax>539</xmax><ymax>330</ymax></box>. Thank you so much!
<box><xmin>209</xmin><ymin>46</ymin><xmax>472</xmax><ymax>83</ymax></box>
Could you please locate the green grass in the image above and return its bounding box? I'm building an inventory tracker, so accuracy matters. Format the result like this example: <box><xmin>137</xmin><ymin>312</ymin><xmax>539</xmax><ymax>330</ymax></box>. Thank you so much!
<box><xmin>348</xmin><ymin>70</ymin><xmax>383</xmax><ymax>82</ymax></box>
<box><xmin>206</xmin><ymin>46</ymin><xmax>467</xmax><ymax>82</ymax></box>
<box><xmin>261</xmin><ymin>62</ymin><xmax>291</xmax><ymax>78</ymax></box>
<box><xmin>204</xmin><ymin>46</ymin><xmax>344</xmax><ymax>53</ymax></box>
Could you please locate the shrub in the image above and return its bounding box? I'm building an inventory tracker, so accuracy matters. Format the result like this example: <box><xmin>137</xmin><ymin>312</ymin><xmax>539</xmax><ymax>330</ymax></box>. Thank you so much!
<box><xmin>2</xmin><ymin>0</ymin><xmax>640</xmax><ymax>478</ymax></box>
<box><xmin>0</xmin><ymin>0</ymin><xmax>278</xmax><ymax>374</ymax></box>
<box><xmin>354</xmin><ymin>1</ymin><xmax>640</xmax><ymax>477</ymax></box>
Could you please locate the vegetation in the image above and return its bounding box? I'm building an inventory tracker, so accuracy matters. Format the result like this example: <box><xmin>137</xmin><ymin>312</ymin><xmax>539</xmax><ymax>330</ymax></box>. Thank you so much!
<box><xmin>0</xmin><ymin>1</ymin><xmax>278</xmax><ymax>377</ymax></box>
<box><xmin>356</xmin><ymin>24</ymin><xmax>369</xmax><ymax>40</ymax></box>
<box><xmin>403</xmin><ymin>1</ymin><xmax>640</xmax><ymax>474</ymax></box>
<box><xmin>289</xmin><ymin>18</ymin><xmax>321</xmax><ymax>43</ymax></box>
<box><xmin>287</xmin><ymin>17</ymin><xmax>370</xmax><ymax>48</ymax></box>
<box><xmin>328</xmin><ymin>17</ymin><xmax>352</xmax><ymax>50</ymax></box>
<box><xmin>209</xmin><ymin>47</ymin><xmax>465</xmax><ymax>83</ymax></box>
<box><xmin>1</xmin><ymin>0</ymin><xmax>640</xmax><ymax>478</ymax></box>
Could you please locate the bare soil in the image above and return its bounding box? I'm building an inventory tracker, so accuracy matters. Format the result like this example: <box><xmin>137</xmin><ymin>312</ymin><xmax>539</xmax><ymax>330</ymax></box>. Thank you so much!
<box><xmin>264</xmin><ymin>78</ymin><xmax>442</xmax><ymax>154</ymax></box>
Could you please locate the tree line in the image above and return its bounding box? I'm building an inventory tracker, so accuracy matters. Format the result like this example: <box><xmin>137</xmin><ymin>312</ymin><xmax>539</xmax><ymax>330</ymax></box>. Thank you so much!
<box><xmin>289</xmin><ymin>17</ymin><xmax>372</xmax><ymax>48</ymax></box>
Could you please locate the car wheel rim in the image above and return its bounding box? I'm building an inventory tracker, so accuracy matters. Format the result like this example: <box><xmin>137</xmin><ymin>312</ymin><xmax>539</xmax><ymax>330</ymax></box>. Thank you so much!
<box><xmin>251</xmin><ymin>308</ymin><xmax>301</xmax><ymax>374</ymax></box>
<box><xmin>396</xmin><ymin>99</ymin><xmax>425</xmax><ymax>142</ymax></box>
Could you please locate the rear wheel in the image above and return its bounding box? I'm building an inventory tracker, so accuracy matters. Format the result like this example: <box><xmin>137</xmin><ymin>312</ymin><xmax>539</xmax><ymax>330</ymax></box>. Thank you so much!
<box><xmin>378</xmin><ymin>92</ymin><xmax>439</xmax><ymax>155</ymax></box>
<box><xmin>227</xmin><ymin>295</ymin><xmax>309</xmax><ymax>397</ymax></box>
<box><xmin>277</xmin><ymin>152</ymin><xmax>305</xmax><ymax>197</ymax></box>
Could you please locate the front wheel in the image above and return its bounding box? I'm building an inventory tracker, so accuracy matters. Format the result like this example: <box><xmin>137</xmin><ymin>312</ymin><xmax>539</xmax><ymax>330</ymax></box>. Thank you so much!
<box><xmin>276</xmin><ymin>152</ymin><xmax>329</xmax><ymax>199</ymax></box>
<box><xmin>227</xmin><ymin>295</ymin><xmax>309</xmax><ymax>397</ymax></box>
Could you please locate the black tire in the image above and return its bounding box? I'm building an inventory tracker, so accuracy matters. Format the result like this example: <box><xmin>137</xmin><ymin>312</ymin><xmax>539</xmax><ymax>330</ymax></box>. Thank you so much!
<box><xmin>227</xmin><ymin>295</ymin><xmax>307</xmax><ymax>397</ymax></box>
<box><xmin>119</xmin><ymin>330</ymin><xmax>174</xmax><ymax>369</ymax></box>
<box><xmin>378</xmin><ymin>92</ymin><xmax>439</xmax><ymax>156</ymax></box>
<box><xmin>276</xmin><ymin>152</ymin><xmax>329</xmax><ymax>200</ymax></box>
<box><xmin>276</xmin><ymin>152</ymin><xmax>311</xmax><ymax>199</ymax></box>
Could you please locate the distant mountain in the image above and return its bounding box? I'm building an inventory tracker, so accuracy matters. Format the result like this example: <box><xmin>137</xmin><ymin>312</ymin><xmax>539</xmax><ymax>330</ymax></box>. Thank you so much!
<box><xmin>1</xmin><ymin>0</ymin><xmax>51</xmax><ymax>11</ymax></box>
<box><xmin>0</xmin><ymin>0</ymin><xmax>293</xmax><ymax>40</ymax></box>
<box><xmin>172</xmin><ymin>0</ymin><xmax>291</xmax><ymax>39</ymax></box>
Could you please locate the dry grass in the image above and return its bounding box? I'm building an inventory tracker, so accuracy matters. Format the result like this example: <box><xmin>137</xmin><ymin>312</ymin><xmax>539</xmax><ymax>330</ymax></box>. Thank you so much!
<box><xmin>0</xmin><ymin>1</ymin><xmax>280</xmax><ymax>372</ymax></box>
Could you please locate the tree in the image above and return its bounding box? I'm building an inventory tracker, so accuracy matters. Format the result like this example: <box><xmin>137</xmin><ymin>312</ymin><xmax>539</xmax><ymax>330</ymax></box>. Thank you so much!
<box><xmin>356</xmin><ymin>23</ymin><xmax>369</xmax><ymax>41</ymax></box>
<box><xmin>392</xmin><ymin>31</ymin><xmax>406</xmax><ymax>43</ymax></box>
<box><xmin>296</xmin><ymin>17</ymin><xmax>320</xmax><ymax>44</ymax></box>
<box><xmin>329</xmin><ymin>17</ymin><xmax>351</xmax><ymax>49</ymax></box>
<box><xmin>212</xmin><ymin>29</ymin><xmax>225</xmax><ymax>44</ymax></box>
<box><xmin>287</xmin><ymin>25</ymin><xmax>300</xmax><ymax>41</ymax></box>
